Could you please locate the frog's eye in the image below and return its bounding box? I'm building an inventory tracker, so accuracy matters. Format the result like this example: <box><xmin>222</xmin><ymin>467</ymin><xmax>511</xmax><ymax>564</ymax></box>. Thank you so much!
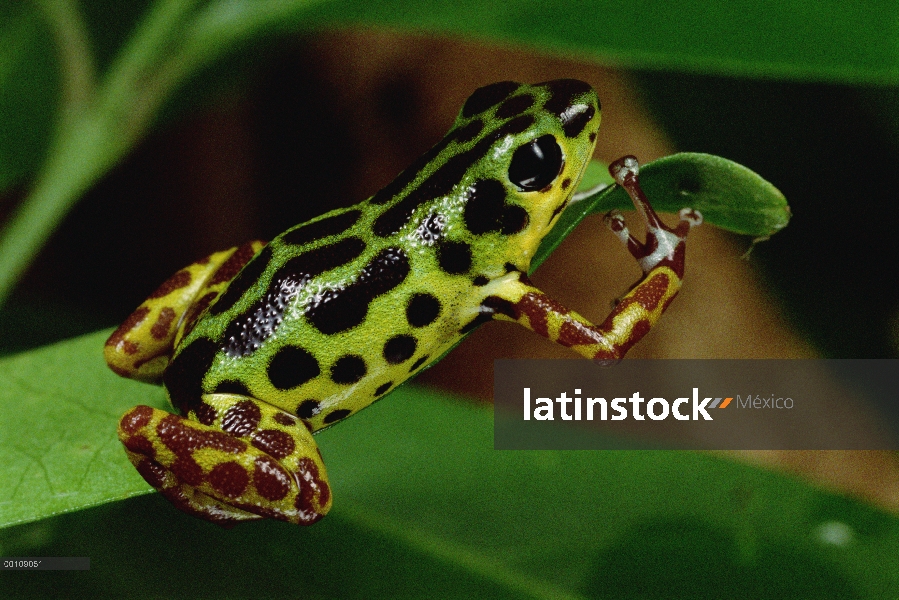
<box><xmin>508</xmin><ymin>134</ymin><xmax>563</xmax><ymax>192</ymax></box>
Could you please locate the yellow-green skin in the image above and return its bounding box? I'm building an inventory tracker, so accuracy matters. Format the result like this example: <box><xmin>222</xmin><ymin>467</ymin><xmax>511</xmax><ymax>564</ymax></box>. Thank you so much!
<box><xmin>106</xmin><ymin>79</ymin><xmax>696</xmax><ymax>526</ymax></box>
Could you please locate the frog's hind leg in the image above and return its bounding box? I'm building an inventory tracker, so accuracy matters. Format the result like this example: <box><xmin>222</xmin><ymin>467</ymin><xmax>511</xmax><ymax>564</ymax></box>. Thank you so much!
<box><xmin>118</xmin><ymin>395</ymin><xmax>331</xmax><ymax>526</ymax></box>
<box><xmin>104</xmin><ymin>241</ymin><xmax>266</xmax><ymax>383</ymax></box>
<box><xmin>488</xmin><ymin>156</ymin><xmax>701</xmax><ymax>361</ymax></box>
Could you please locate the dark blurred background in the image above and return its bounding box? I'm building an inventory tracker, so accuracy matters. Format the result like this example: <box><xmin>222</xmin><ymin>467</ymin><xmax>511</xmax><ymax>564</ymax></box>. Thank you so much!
<box><xmin>1</xmin><ymin>29</ymin><xmax>897</xmax><ymax>368</ymax></box>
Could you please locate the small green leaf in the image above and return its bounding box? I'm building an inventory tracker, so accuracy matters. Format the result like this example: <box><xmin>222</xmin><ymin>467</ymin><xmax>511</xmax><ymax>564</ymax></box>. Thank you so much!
<box><xmin>533</xmin><ymin>153</ymin><xmax>790</xmax><ymax>270</ymax></box>
<box><xmin>585</xmin><ymin>153</ymin><xmax>791</xmax><ymax>236</ymax></box>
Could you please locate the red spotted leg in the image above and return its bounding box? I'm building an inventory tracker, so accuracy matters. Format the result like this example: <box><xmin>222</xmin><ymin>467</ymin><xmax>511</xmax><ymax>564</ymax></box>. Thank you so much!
<box><xmin>118</xmin><ymin>394</ymin><xmax>332</xmax><ymax>527</ymax></box>
<box><xmin>105</xmin><ymin>241</ymin><xmax>267</xmax><ymax>382</ymax></box>
<box><xmin>486</xmin><ymin>155</ymin><xmax>701</xmax><ymax>361</ymax></box>
<box><xmin>101</xmin><ymin>239</ymin><xmax>333</xmax><ymax>526</ymax></box>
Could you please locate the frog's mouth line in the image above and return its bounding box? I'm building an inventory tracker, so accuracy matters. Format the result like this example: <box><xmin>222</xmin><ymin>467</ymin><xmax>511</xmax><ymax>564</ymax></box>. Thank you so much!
<box><xmin>550</xmin><ymin>147</ymin><xmax>593</xmax><ymax>222</ymax></box>
<box><xmin>550</xmin><ymin>196</ymin><xmax>569</xmax><ymax>223</ymax></box>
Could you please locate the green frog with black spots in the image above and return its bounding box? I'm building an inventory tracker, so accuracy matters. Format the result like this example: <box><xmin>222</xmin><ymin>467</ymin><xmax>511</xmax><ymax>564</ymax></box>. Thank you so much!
<box><xmin>106</xmin><ymin>79</ymin><xmax>701</xmax><ymax>525</ymax></box>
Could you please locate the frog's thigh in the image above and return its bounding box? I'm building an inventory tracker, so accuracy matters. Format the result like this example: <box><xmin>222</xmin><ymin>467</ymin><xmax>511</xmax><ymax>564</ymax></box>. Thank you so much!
<box><xmin>118</xmin><ymin>395</ymin><xmax>331</xmax><ymax>526</ymax></box>
<box><xmin>105</xmin><ymin>241</ymin><xmax>265</xmax><ymax>382</ymax></box>
<box><xmin>489</xmin><ymin>271</ymin><xmax>681</xmax><ymax>361</ymax></box>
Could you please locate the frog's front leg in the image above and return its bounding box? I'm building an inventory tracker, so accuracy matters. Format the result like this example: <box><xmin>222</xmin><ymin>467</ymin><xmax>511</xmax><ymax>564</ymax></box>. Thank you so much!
<box><xmin>118</xmin><ymin>394</ymin><xmax>331</xmax><ymax>526</ymax></box>
<box><xmin>105</xmin><ymin>241</ymin><xmax>266</xmax><ymax>382</ymax></box>
<box><xmin>488</xmin><ymin>156</ymin><xmax>701</xmax><ymax>361</ymax></box>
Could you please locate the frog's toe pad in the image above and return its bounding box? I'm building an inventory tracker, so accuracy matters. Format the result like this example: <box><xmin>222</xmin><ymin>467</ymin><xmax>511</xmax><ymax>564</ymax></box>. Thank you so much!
<box><xmin>678</xmin><ymin>207</ymin><xmax>703</xmax><ymax>228</ymax></box>
<box><xmin>118</xmin><ymin>405</ymin><xmax>331</xmax><ymax>526</ymax></box>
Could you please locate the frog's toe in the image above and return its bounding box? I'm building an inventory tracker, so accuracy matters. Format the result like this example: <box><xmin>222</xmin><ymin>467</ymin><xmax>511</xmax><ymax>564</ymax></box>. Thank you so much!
<box><xmin>677</xmin><ymin>207</ymin><xmax>702</xmax><ymax>228</ymax></box>
<box><xmin>118</xmin><ymin>405</ymin><xmax>331</xmax><ymax>526</ymax></box>
<box><xmin>141</xmin><ymin>462</ymin><xmax>261</xmax><ymax>527</ymax></box>
<box><xmin>608</xmin><ymin>155</ymin><xmax>701</xmax><ymax>277</ymax></box>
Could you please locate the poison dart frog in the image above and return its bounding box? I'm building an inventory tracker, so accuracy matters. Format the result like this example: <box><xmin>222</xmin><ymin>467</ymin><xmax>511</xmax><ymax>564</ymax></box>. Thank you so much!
<box><xmin>106</xmin><ymin>79</ymin><xmax>701</xmax><ymax>526</ymax></box>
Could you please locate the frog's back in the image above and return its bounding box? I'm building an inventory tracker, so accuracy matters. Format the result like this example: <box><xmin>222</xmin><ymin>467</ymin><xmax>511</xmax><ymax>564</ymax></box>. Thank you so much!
<box><xmin>165</xmin><ymin>79</ymin><xmax>600</xmax><ymax>431</ymax></box>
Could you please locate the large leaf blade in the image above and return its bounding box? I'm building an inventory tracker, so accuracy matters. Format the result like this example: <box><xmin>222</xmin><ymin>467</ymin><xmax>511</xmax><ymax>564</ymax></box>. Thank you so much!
<box><xmin>299</xmin><ymin>0</ymin><xmax>899</xmax><ymax>84</ymax></box>
<box><xmin>0</xmin><ymin>331</ymin><xmax>159</xmax><ymax>526</ymax></box>
<box><xmin>0</xmin><ymin>331</ymin><xmax>898</xmax><ymax>597</ymax></box>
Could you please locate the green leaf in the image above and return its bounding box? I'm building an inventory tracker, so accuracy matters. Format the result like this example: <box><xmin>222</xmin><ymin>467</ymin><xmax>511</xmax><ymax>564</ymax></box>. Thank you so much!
<box><xmin>0</xmin><ymin>331</ymin><xmax>162</xmax><ymax>526</ymax></box>
<box><xmin>533</xmin><ymin>153</ymin><xmax>789</xmax><ymax>270</ymax></box>
<box><xmin>1</xmin><ymin>331</ymin><xmax>899</xmax><ymax>597</ymax></box>
<box><xmin>589</xmin><ymin>153</ymin><xmax>790</xmax><ymax>236</ymax></box>
<box><xmin>299</xmin><ymin>0</ymin><xmax>899</xmax><ymax>85</ymax></box>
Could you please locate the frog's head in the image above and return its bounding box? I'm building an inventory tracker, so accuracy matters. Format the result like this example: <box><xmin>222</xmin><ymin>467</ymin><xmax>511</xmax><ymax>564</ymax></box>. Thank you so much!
<box><xmin>368</xmin><ymin>79</ymin><xmax>599</xmax><ymax>276</ymax></box>
<box><xmin>444</xmin><ymin>79</ymin><xmax>600</xmax><ymax>272</ymax></box>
